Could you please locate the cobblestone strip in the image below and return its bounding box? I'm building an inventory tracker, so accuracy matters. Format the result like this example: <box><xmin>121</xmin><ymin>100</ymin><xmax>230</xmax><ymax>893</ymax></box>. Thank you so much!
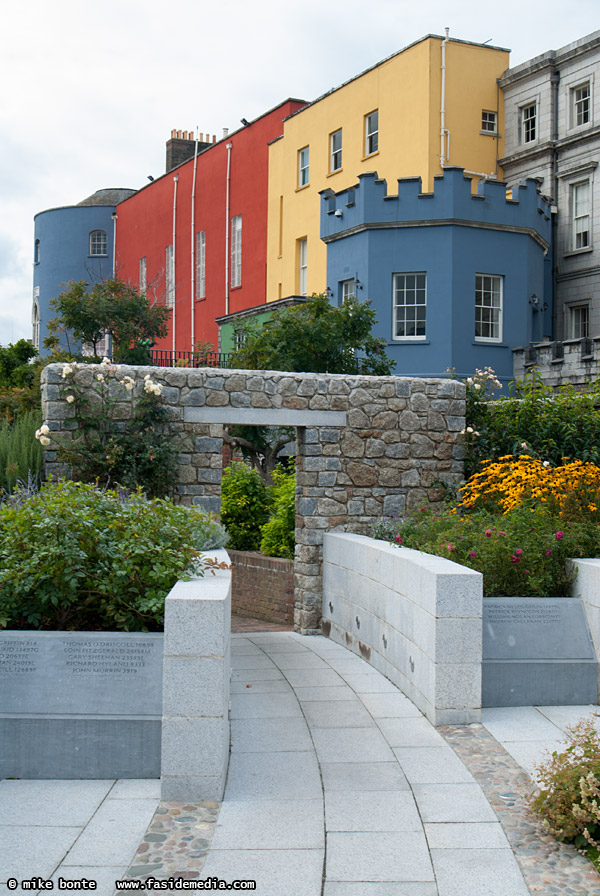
<box><xmin>440</xmin><ymin>723</ymin><xmax>600</xmax><ymax>896</ymax></box>
<box><xmin>121</xmin><ymin>801</ymin><xmax>220</xmax><ymax>882</ymax></box>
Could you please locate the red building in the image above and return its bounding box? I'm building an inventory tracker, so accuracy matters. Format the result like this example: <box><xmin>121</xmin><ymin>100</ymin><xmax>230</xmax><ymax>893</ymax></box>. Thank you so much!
<box><xmin>115</xmin><ymin>99</ymin><xmax>305</xmax><ymax>354</ymax></box>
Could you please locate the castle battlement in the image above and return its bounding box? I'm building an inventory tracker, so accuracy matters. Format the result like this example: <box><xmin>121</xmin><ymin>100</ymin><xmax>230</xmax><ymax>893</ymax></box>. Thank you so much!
<box><xmin>321</xmin><ymin>167</ymin><xmax>552</xmax><ymax>245</ymax></box>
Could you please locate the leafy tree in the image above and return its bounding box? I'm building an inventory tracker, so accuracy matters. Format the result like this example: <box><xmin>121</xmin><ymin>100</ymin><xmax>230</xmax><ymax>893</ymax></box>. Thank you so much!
<box><xmin>0</xmin><ymin>340</ymin><xmax>38</xmax><ymax>388</ymax></box>
<box><xmin>223</xmin><ymin>425</ymin><xmax>294</xmax><ymax>484</ymax></box>
<box><xmin>228</xmin><ymin>293</ymin><xmax>393</xmax><ymax>375</ymax></box>
<box><xmin>44</xmin><ymin>279</ymin><xmax>169</xmax><ymax>363</ymax></box>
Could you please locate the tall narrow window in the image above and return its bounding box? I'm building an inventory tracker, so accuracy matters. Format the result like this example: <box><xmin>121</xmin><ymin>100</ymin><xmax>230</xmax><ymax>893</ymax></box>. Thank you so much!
<box><xmin>139</xmin><ymin>257</ymin><xmax>147</xmax><ymax>294</ymax></box>
<box><xmin>365</xmin><ymin>111</ymin><xmax>379</xmax><ymax>155</ymax></box>
<box><xmin>32</xmin><ymin>289</ymin><xmax>40</xmax><ymax>351</ymax></box>
<box><xmin>573</xmin><ymin>82</ymin><xmax>591</xmax><ymax>127</ymax></box>
<box><xmin>573</xmin><ymin>181</ymin><xmax>590</xmax><ymax>249</ymax></box>
<box><xmin>298</xmin><ymin>238</ymin><xmax>307</xmax><ymax>296</ymax></box>
<box><xmin>330</xmin><ymin>129</ymin><xmax>342</xmax><ymax>172</ymax></box>
<box><xmin>34</xmin><ymin>239</ymin><xmax>40</xmax><ymax>264</ymax></box>
<box><xmin>231</xmin><ymin>215</ymin><xmax>242</xmax><ymax>288</ymax></box>
<box><xmin>521</xmin><ymin>103</ymin><xmax>536</xmax><ymax>144</ymax></box>
<box><xmin>341</xmin><ymin>279</ymin><xmax>355</xmax><ymax>303</ymax></box>
<box><xmin>393</xmin><ymin>273</ymin><xmax>427</xmax><ymax>338</ymax></box>
<box><xmin>196</xmin><ymin>231</ymin><xmax>206</xmax><ymax>299</ymax></box>
<box><xmin>475</xmin><ymin>274</ymin><xmax>502</xmax><ymax>341</ymax></box>
<box><xmin>298</xmin><ymin>146</ymin><xmax>309</xmax><ymax>187</ymax></box>
<box><xmin>165</xmin><ymin>244</ymin><xmax>174</xmax><ymax>308</ymax></box>
<box><xmin>570</xmin><ymin>303</ymin><xmax>590</xmax><ymax>338</ymax></box>
<box><xmin>89</xmin><ymin>230</ymin><xmax>107</xmax><ymax>256</ymax></box>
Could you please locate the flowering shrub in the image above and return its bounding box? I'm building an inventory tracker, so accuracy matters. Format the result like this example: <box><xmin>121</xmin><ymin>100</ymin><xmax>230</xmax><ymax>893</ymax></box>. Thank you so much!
<box><xmin>37</xmin><ymin>361</ymin><xmax>181</xmax><ymax>498</ymax></box>
<box><xmin>530</xmin><ymin>717</ymin><xmax>600</xmax><ymax>861</ymax></box>
<box><xmin>458</xmin><ymin>455</ymin><xmax>600</xmax><ymax>520</ymax></box>
<box><xmin>375</xmin><ymin>453</ymin><xmax>600</xmax><ymax>596</ymax></box>
<box><xmin>463</xmin><ymin>368</ymin><xmax>600</xmax><ymax>475</ymax></box>
<box><xmin>0</xmin><ymin>479</ymin><xmax>228</xmax><ymax>631</ymax></box>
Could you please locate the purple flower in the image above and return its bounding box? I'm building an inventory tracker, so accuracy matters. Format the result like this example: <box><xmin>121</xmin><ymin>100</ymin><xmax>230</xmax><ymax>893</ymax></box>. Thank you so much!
<box><xmin>555</xmin><ymin>531</ymin><xmax>564</xmax><ymax>541</ymax></box>
<box><xmin>515</xmin><ymin>548</ymin><xmax>523</xmax><ymax>556</ymax></box>
<box><xmin>545</xmin><ymin>549</ymin><xmax>551</xmax><ymax>557</ymax></box>
<box><xmin>484</xmin><ymin>529</ymin><xmax>492</xmax><ymax>537</ymax></box>
<box><xmin>511</xmin><ymin>555</ymin><xmax>520</xmax><ymax>564</ymax></box>
<box><xmin>469</xmin><ymin>550</ymin><xmax>477</xmax><ymax>559</ymax></box>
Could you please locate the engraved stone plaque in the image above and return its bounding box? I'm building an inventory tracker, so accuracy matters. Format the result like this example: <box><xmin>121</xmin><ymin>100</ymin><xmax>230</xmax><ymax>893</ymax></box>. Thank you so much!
<box><xmin>0</xmin><ymin>631</ymin><xmax>164</xmax><ymax>778</ymax></box>
<box><xmin>482</xmin><ymin>598</ymin><xmax>598</xmax><ymax>707</ymax></box>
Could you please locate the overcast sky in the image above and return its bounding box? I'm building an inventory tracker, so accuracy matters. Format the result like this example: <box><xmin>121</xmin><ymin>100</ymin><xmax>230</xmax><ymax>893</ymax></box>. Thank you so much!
<box><xmin>1</xmin><ymin>0</ymin><xmax>597</xmax><ymax>346</ymax></box>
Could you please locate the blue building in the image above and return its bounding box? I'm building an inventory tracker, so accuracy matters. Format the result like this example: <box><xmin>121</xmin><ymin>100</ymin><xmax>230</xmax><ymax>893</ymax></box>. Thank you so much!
<box><xmin>33</xmin><ymin>188</ymin><xmax>135</xmax><ymax>351</ymax></box>
<box><xmin>321</xmin><ymin>168</ymin><xmax>552</xmax><ymax>387</ymax></box>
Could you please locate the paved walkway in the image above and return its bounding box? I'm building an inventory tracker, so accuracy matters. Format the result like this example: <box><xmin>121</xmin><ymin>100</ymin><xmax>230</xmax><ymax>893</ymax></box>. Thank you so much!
<box><xmin>2</xmin><ymin>631</ymin><xmax>600</xmax><ymax>896</ymax></box>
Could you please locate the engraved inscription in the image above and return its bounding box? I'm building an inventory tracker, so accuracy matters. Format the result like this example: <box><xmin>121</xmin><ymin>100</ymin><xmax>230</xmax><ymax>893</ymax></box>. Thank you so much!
<box><xmin>0</xmin><ymin>639</ymin><xmax>39</xmax><ymax>674</ymax></box>
<box><xmin>61</xmin><ymin>639</ymin><xmax>154</xmax><ymax>675</ymax></box>
<box><xmin>486</xmin><ymin>605</ymin><xmax>561</xmax><ymax>626</ymax></box>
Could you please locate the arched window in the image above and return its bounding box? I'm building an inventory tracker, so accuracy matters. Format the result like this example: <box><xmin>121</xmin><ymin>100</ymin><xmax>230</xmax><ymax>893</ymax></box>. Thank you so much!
<box><xmin>89</xmin><ymin>230</ymin><xmax>107</xmax><ymax>256</ymax></box>
<box><xmin>34</xmin><ymin>239</ymin><xmax>40</xmax><ymax>264</ymax></box>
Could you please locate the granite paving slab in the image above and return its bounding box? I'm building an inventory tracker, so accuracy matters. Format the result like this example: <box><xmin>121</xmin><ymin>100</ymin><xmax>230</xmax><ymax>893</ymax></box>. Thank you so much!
<box><xmin>431</xmin><ymin>847</ymin><xmax>530</xmax><ymax>896</ymax></box>
<box><xmin>0</xmin><ymin>779</ymin><xmax>114</xmax><ymax>826</ymax></box>
<box><xmin>210</xmin><ymin>798</ymin><xmax>324</xmax><ymax>850</ymax></box>
<box><xmin>324</xmin><ymin>790</ymin><xmax>422</xmax><ymax>832</ymax></box>
<box><xmin>199</xmin><ymin>849</ymin><xmax>325</xmax><ymax>896</ymax></box>
<box><xmin>65</xmin><ymin>798</ymin><xmax>158</xmax><ymax>866</ymax></box>
<box><xmin>326</xmin><ymin>831</ymin><xmax>434</xmax><ymax>883</ymax></box>
<box><xmin>0</xmin><ymin>825</ymin><xmax>81</xmax><ymax>882</ymax></box>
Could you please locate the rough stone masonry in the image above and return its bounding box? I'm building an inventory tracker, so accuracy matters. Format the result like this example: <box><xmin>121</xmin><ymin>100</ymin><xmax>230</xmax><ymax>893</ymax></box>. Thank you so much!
<box><xmin>41</xmin><ymin>364</ymin><xmax>465</xmax><ymax>633</ymax></box>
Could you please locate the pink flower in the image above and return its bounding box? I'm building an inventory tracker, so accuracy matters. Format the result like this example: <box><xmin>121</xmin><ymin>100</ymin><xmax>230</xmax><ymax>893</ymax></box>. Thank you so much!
<box><xmin>498</xmin><ymin>531</ymin><xmax>506</xmax><ymax>537</ymax></box>
<box><xmin>525</xmin><ymin>569</ymin><xmax>530</xmax><ymax>574</ymax></box>
<box><xmin>555</xmin><ymin>531</ymin><xmax>564</xmax><ymax>541</ymax></box>
<box><xmin>511</xmin><ymin>555</ymin><xmax>520</xmax><ymax>564</ymax></box>
<box><xmin>515</xmin><ymin>548</ymin><xmax>523</xmax><ymax>556</ymax></box>
<box><xmin>484</xmin><ymin>529</ymin><xmax>492</xmax><ymax>537</ymax></box>
<box><xmin>395</xmin><ymin>534</ymin><xmax>403</xmax><ymax>544</ymax></box>
<box><xmin>469</xmin><ymin>550</ymin><xmax>477</xmax><ymax>559</ymax></box>
<box><xmin>545</xmin><ymin>549</ymin><xmax>551</xmax><ymax>557</ymax></box>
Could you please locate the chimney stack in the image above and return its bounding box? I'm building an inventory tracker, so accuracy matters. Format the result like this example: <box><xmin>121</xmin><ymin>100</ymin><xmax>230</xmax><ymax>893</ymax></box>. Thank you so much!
<box><xmin>165</xmin><ymin>129</ymin><xmax>212</xmax><ymax>173</ymax></box>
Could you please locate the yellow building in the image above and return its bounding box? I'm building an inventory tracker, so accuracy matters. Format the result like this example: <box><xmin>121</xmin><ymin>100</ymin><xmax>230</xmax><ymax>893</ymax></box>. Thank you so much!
<box><xmin>266</xmin><ymin>33</ymin><xmax>509</xmax><ymax>302</ymax></box>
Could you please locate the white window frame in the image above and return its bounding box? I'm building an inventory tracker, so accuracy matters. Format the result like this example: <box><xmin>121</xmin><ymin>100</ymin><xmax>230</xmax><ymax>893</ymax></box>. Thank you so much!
<box><xmin>392</xmin><ymin>272</ymin><xmax>427</xmax><ymax>340</ymax></box>
<box><xmin>165</xmin><ymin>244</ymin><xmax>174</xmax><ymax>308</ymax></box>
<box><xmin>298</xmin><ymin>146</ymin><xmax>309</xmax><ymax>188</ymax></box>
<box><xmin>521</xmin><ymin>102</ymin><xmax>537</xmax><ymax>144</ymax></box>
<box><xmin>330</xmin><ymin>129</ymin><xmax>342</xmax><ymax>172</ymax></box>
<box><xmin>341</xmin><ymin>279</ymin><xmax>355</xmax><ymax>304</ymax></box>
<box><xmin>365</xmin><ymin>110</ymin><xmax>378</xmax><ymax>156</ymax></box>
<box><xmin>481</xmin><ymin>110</ymin><xmax>497</xmax><ymax>133</ymax></box>
<box><xmin>89</xmin><ymin>230</ymin><xmax>107</xmax><ymax>256</ymax></box>
<box><xmin>298</xmin><ymin>238</ymin><xmax>307</xmax><ymax>296</ymax></box>
<box><xmin>475</xmin><ymin>274</ymin><xmax>503</xmax><ymax>342</ymax></box>
<box><xmin>568</xmin><ymin>302</ymin><xmax>590</xmax><ymax>339</ymax></box>
<box><xmin>139</xmin><ymin>257</ymin><xmax>147</xmax><ymax>295</ymax></box>
<box><xmin>572</xmin><ymin>180</ymin><xmax>591</xmax><ymax>250</ymax></box>
<box><xmin>196</xmin><ymin>231</ymin><xmax>206</xmax><ymax>299</ymax></box>
<box><xmin>231</xmin><ymin>215</ymin><xmax>242</xmax><ymax>288</ymax></box>
<box><xmin>572</xmin><ymin>81</ymin><xmax>591</xmax><ymax>128</ymax></box>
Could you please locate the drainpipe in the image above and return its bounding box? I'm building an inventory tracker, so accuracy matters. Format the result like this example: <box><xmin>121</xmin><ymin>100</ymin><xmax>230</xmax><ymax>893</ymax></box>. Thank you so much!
<box><xmin>551</xmin><ymin>70</ymin><xmax>560</xmax><ymax>340</ymax></box>
<box><xmin>440</xmin><ymin>27</ymin><xmax>450</xmax><ymax>168</ymax></box>
<box><xmin>111</xmin><ymin>212</ymin><xmax>117</xmax><ymax>278</ymax></box>
<box><xmin>172</xmin><ymin>174</ymin><xmax>179</xmax><ymax>354</ymax></box>
<box><xmin>191</xmin><ymin>129</ymin><xmax>199</xmax><ymax>352</ymax></box>
<box><xmin>225</xmin><ymin>142</ymin><xmax>233</xmax><ymax>315</ymax></box>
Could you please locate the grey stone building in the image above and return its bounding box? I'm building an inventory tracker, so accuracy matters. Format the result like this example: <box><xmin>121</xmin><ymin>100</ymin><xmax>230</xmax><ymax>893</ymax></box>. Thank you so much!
<box><xmin>500</xmin><ymin>31</ymin><xmax>600</xmax><ymax>358</ymax></box>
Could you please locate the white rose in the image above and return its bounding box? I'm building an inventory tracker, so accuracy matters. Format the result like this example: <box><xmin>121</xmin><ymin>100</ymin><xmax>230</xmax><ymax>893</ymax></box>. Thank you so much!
<box><xmin>96</xmin><ymin>374</ymin><xmax>105</xmax><ymax>382</ymax></box>
<box><xmin>61</xmin><ymin>365</ymin><xmax>73</xmax><ymax>378</ymax></box>
<box><xmin>39</xmin><ymin>436</ymin><xmax>50</xmax><ymax>447</ymax></box>
<box><xmin>66</xmin><ymin>395</ymin><xmax>75</xmax><ymax>404</ymax></box>
<box><xmin>40</xmin><ymin>424</ymin><xmax>49</xmax><ymax>435</ymax></box>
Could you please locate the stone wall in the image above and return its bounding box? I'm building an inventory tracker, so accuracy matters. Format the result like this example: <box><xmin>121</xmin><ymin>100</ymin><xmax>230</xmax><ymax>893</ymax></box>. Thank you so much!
<box><xmin>41</xmin><ymin>363</ymin><xmax>465</xmax><ymax>633</ymax></box>
<box><xmin>513</xmin><ymin>338</ymin><xmax>600</xmax><ymax>388</ymax></box>
<box><xmin>229</xmin><ymin>550</ymin><xmax>294</xmax><ymax>626</ymax></box>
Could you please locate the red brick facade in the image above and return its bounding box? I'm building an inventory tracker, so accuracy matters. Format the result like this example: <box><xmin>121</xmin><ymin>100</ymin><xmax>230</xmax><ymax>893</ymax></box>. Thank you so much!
<box><xmin>229</xmin><ymin>550</ymin><xmax>294</xmax><ymax>627</ymax></box>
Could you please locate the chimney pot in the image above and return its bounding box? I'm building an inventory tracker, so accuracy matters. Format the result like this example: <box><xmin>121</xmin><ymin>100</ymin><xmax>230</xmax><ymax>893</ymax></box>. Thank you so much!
<box><xmin>171</xmin><ymin>129</ymin><xmax>176</xmax><ymax>138</ymax></box>
<box><xmin>212</xmin><ymin>134</ymin><xmax>216</xmax><ymax>143</ymax></box>
<box><xmin>199</xmin><ymin>132</ymin><xmax>203</xmax><ymax>142</ymax></box>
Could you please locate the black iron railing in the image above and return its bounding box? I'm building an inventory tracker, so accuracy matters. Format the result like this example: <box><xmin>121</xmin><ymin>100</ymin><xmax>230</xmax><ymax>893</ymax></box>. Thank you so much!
<box><xmin>150</xmin><ymin>350</ymin><xmax>231</xmax><ymax>368</ymax></box>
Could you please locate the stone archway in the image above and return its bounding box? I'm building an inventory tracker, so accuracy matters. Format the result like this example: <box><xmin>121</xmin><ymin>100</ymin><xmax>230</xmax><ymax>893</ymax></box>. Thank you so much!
<box><xmin>42</xmin><ymin>366</ymin><xmax>465</xmax><ymax>633</ymax></box>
